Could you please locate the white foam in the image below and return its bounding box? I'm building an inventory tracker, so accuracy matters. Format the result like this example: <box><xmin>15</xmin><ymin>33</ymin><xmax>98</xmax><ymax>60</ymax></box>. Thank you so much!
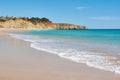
<box><xmin>9</xmin><ymin>33</ymin><xmax>120</xmax><ymax>74</ymax></box>
<box><xmin>30</xmin><ymin>42</ymin><xmax>120</xmax><ymax>74</ymax></box>
<box><xmin>115</xmin><ymin>66</ymin><xmax>120</xmax><ymax>74</ymax></box>
<box><xmin>9</xmin><ymin>33</ymin><xmax>54</xmax><ymax>43</ymax></box>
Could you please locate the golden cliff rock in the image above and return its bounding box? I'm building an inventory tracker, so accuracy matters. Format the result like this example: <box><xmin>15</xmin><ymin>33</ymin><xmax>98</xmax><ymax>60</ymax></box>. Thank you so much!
<box><xmin>0</xmin><ymin>19</ymin><xmax>87</xmax><ymax>30</ymax></box>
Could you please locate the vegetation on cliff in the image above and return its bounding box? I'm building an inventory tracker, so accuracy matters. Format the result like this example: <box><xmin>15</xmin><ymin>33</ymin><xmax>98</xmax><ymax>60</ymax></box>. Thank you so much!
<box><xmin>0</xmin><ymin>16</ymin><xmax>87</xmax><ymax>30</ymax></box>
<box><xmin>0</xmin><ymin>16</ymin><xmax>51</xmax><ymax>24</ymax></box>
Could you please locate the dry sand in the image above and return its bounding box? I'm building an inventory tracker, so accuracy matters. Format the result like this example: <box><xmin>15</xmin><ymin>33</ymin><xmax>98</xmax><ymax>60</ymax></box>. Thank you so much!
<box><xmin>0</xmin><ymin>30</ymin><xmax>120</xmax><ymax>80</ymax></box>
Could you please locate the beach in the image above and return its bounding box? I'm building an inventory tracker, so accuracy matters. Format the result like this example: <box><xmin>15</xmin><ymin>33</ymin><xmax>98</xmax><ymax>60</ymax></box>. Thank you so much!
<box><xmin>0</xmin><ymin>30</ymin><xmax>120</xmax><ymax>80</ymax></box>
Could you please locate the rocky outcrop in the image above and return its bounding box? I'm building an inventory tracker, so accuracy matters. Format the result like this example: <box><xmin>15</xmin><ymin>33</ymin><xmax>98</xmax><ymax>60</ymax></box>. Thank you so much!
<box><xmin>0</xmin><ymin>19</ymin><xmax>34</xmax><ymax>29</ymax></box>
<box><xmin>53</xmin><ymin>23</ymin><xmax>86</xmax><ymax>30</ymax></box>
<box><xmin>0</xmin><ymin>19</ymin><xmax>87</xmax><ymax>30</ymax></box>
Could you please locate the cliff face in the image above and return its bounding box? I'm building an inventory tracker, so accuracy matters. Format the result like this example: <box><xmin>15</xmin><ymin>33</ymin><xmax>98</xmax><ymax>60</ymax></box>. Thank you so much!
<box><xmin>0</xmin><ymin>19</ymin><xmax>87</xmax><ymax>30</ymax></box>
<box><xmin>53</xmin><ymin>23</ymin><xmax>86</xmax><ymax>30</ymax></box>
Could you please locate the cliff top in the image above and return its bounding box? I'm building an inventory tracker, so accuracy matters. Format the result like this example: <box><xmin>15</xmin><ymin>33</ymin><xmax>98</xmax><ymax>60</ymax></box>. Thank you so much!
<box><xmin>0</xmin><ymin>16</ymin><xmax>87</xmax><ymax>30</ymax></box>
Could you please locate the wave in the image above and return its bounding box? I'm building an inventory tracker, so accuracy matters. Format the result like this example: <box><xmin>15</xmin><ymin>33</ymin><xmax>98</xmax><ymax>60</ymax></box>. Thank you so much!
<box><xmin>9</xmin><ymin>33</ymin><xmax>120</xmax><ymax>74</ymax></box>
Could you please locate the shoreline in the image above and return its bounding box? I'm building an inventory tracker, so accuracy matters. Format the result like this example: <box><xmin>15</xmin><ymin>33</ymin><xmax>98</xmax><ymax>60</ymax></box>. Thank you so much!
<box><xmin>0</xmin><ymin>30</ymin><xmax>120</xmax><ymax>80</ymax></box>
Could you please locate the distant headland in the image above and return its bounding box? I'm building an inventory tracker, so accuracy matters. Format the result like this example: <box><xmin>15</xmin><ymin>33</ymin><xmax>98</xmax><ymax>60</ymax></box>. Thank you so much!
<box><xmin>0</xmin><ymin>16</ymin><xmax>87</xmax><ymax>30</ymax></box>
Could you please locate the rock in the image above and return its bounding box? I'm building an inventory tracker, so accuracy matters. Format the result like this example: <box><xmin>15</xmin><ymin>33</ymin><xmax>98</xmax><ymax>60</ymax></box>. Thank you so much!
<box><xmin>0</xmin><ymin>19</ymin><xmax>87</xmax><ymax>30</ymax></box>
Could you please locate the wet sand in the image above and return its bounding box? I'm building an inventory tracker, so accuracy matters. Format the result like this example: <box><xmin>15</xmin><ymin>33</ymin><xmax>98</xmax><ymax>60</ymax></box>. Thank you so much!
<box><xmin>0</xmin><ymin>30</ymin><xmax>120</xmax><ymax>80</ymax></box>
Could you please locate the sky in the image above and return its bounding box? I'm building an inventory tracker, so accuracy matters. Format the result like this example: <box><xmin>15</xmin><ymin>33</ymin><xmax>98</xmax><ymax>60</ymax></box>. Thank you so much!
<box><xmin>0</xmin><ymin>0</ymin><xmax>120</xmax><ymax>29</ymax></box>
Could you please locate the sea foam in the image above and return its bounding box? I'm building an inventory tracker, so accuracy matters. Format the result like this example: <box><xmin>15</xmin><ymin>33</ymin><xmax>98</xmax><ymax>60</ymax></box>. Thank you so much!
<box><xmin>9</xmin><ymin>33</ymin><xmax>120</xmax><ymax>74</ymax></box>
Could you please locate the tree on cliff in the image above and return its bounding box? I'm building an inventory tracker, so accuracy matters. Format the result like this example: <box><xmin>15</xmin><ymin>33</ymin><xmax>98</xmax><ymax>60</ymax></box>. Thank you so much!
<box><xmin>0</xmin><ymin>16</ymin><xmax>6</xmax><ymax>22</ymax></box>
<box><xmin>40</xmin><ymin>17</ymin><xmax>51</xmax><ymax>22</ymax></box>
<box><xmin>0</xmin><ymin>16</ymin><xmax>51</xmax><ymax>24</ymax></box>
<box><xmin>28</xmin><ymin>17</ymin><xmax>51</xmax><ymax>24</ymax></box>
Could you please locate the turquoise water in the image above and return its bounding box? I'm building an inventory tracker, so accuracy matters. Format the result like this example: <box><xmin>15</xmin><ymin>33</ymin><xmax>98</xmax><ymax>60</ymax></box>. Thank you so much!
<box><xmin>9</xmin><ymin>29</ymin><xmax>120</xmax><ymax>74</ymax></box>
<box><xmin>28</xmin><ymin>29</ymin><xmax>120</xmax><ymax>46</ymax></box>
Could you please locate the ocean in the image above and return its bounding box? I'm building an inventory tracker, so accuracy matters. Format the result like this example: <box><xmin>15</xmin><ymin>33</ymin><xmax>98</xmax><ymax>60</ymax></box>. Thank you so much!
<box><xmin>9</xmin><ymin>29</ymin><xmax>120</xmax><ymax>74</ymax></box>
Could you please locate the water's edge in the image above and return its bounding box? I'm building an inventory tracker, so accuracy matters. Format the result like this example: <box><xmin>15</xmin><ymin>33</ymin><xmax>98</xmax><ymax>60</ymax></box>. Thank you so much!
<box><xmin>8</xmin><ymin>32</ymin><xmax>120</xmax><ymax>74</ymax></box>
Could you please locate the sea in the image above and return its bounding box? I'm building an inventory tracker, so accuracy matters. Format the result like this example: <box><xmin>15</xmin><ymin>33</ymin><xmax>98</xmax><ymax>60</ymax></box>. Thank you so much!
<box><xmin>9</xmin><ymin>29</ymin><xmax>120</xmax><ymax>74</ymax></box>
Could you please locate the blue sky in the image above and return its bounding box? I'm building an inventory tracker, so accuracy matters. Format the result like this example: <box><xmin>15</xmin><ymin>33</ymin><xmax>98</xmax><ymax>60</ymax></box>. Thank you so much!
<box><xmin>0</xmin><ymin>0</ymin><xmax>120</xmax><ymax>29</ymax></box>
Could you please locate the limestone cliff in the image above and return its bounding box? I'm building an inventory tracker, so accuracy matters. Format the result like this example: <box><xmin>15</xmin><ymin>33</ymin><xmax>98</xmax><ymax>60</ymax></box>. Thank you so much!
<box><xmin>0</xmin><ymin>19</ymin><xmax>87</xmax><ymax>30</ymax></box>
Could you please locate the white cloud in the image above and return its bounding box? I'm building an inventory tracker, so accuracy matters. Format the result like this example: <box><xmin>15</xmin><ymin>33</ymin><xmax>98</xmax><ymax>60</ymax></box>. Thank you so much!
<box><xmin>91</xmin><ymin>16</ymin><xmax>120</xmax><ymax>20</ymax></box>
<box><xmin>76</xmin><ymin>6</ymin><xmax>89</xmax><ymax>10</ymax></box>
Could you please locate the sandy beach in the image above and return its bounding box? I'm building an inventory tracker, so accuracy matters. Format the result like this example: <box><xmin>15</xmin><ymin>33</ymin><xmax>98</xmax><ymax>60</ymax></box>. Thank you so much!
<box><xmin>0</xmin><ymin>30</ymin><xmax>120</xmax><ymax>80</ymax></box>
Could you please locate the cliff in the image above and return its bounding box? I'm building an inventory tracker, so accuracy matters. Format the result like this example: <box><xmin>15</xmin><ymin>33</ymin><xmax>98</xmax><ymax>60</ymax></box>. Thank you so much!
<box><xmin>0</xmin><ymin>19</ymin><xmax>87</xmax><ymax>30</ymax></box>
